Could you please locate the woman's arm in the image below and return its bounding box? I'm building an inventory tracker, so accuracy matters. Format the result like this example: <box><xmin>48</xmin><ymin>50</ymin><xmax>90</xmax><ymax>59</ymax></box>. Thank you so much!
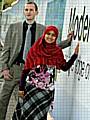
<box><xmin>61</xmin><ymin>53</ymin><xmax>78</xmax><ymax>71</ymax></box>
<box><xmin>61</xmin><ymin>42</ymin><xmax>79</xmax><ymax>71</ymax></box>
<box><xmin>19</xmin><ymin>69</ymin><xmax>30</xmax><ymax>91</ymax></box>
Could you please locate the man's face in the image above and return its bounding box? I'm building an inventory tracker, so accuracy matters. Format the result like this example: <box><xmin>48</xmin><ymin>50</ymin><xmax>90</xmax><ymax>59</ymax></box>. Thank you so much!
<box><xmin>24</xmin><ymin>3</ymin><xmax>38</xmax><ymax>21</ymax></box>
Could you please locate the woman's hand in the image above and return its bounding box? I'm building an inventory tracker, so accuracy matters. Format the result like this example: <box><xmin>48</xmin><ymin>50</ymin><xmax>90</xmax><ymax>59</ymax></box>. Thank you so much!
<box><xmin>18</xmin><ymin>90</ymin><xmax>24</xmax><ymax>98</ymax></box>
<box><xmin>74</xmin><ymin>42</ymin><xmax>79</xmax><ymax>55</ymax></box>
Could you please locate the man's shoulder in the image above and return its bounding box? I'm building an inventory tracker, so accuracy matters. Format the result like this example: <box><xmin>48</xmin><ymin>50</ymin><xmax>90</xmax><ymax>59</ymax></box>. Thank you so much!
<box><xmin>36</xmin><ymin>23</ymin><xmax>46</xmax><ymax>29</ymax></box>
<box><xmin>9</xmin><ymin>21</ymin><xmax>22</xmax><ymax>27</ymax></box>
<box><xmin>8</xmin><ymin>22</ymin><xmax>23</xmax><ymax>30</ymax></box>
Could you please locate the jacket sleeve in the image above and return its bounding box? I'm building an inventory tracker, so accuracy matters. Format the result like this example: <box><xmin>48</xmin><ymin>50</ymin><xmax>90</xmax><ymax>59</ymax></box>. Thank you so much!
<box><xmin>59</xmin><ymin>39</ymin><xmax>71</xmax><ymax>49</ymax></box>
<box><xmin>0</xmin><ymin>24</ymin><xmax>12</xmax><ymax>71</ymax></box>
<box><xmin>19</xmin><ymin>69</ymin><xmax>30</xmax><ymax>91</ymax></box>
<box><xmin>60</xmin><ymin>54</ymin><xmax>78</xmax><ymax>71</ymax></box>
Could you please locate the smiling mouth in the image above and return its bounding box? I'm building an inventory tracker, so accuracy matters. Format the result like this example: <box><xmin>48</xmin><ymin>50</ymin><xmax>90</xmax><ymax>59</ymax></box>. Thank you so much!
<box><xmin>48</xmin><ymin>39</ymin><xmax>52</xmax><ymax>41</ymax></box>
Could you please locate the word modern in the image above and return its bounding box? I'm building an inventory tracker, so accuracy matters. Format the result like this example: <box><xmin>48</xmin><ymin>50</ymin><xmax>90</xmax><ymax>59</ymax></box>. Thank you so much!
<box><xmin>69</xmin><ymin>6</ymin><xmax>90</xmax><ymax>42</ymax></box>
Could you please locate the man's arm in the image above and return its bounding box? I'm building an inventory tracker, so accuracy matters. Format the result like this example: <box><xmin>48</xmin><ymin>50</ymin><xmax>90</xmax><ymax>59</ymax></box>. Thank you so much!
<box><xmin>59</xmin><ymin>31</ymin><xmax>73</xmax><ymax>49</ymax></box>
<box><xmin>0</xmin><ymin>24</ymin><xmax>12</xmax><ymax>71</ymax></box>
<box><xmin>0</xmin><ymin>24</ymin><xmax>14</xmax><ymax>80</ymax></box>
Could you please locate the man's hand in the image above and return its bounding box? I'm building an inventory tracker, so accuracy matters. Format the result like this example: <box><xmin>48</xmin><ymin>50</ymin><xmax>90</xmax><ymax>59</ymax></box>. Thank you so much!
<box><xmin>1</xmin><ymin>69</ymin><xmax>13</xmax><ymax>80</ymax></box>
<box><xmin>67</xmin><ymin>31</ymin><xmax>74</xmax><ymax>42</ymax></box>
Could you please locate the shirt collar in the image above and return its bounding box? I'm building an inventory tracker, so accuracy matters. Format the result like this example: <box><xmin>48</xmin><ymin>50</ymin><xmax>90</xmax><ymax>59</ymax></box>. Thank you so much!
<box><xmin>26</xmin><ymin>20</ymin><xmax>35</xmax><ymax>25</ymax></box>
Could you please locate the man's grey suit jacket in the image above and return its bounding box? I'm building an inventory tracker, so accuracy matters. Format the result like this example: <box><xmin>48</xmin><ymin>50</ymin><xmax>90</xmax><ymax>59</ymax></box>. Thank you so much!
<box><xmin>0</xmin><ymin>22</ymin><xmax>45</xmax><ymax>70</ymax></box>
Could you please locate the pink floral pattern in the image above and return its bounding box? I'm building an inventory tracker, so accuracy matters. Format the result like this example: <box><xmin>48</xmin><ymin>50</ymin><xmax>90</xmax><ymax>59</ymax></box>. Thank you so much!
<box><xmin>26</xmin><ymin>65</ymin><xmax>55</xmax><ymax>90</ymax></box>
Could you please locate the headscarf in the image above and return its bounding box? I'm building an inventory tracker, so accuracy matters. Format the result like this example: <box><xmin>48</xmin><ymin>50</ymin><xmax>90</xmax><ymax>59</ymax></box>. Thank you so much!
<box><xmin>24</xmin><ymin>25</ymin><xmax>66</xmax><ymax>70</ymax></box>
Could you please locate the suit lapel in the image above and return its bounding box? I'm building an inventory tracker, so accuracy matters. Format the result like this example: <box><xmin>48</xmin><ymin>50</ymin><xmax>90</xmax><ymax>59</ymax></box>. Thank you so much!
<box><xmin>35</xmin><ymin>24</ymin><xmax>39</xmax><ymax>41</ymax></box>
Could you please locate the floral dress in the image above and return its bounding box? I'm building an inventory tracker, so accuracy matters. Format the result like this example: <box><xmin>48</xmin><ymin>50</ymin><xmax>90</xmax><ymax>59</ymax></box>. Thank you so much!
<box><xmin>12</xmin><ymin>65</ymin><xmax>56</xmax><ymax>120</ymax></box>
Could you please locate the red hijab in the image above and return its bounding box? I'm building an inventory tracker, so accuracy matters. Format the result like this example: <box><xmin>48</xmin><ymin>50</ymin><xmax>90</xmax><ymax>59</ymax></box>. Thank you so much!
<box><xmin>24</xmin><ymin>25</ymin><xmax>66</xmax><ymax>70</ymax></box>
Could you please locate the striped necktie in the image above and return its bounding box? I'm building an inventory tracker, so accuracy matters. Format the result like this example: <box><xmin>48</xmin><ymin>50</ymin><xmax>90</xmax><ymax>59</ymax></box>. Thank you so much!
<box><xmin>23</xmin><ymin>25</ymin><xmax>31</xmax><ymax>60</ymax></box>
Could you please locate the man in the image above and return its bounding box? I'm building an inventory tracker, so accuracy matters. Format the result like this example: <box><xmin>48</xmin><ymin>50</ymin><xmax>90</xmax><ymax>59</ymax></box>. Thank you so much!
<box><xmin>0</xmin><ymin>1</ymin><xmax>72</xmax><ymax>120</ymax></box>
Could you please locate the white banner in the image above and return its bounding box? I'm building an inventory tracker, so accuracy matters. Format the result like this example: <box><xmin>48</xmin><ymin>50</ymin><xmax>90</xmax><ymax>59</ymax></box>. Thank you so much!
<box><xmin>54</xmin><ymin>0</ymin><xmax>90</xmax><ymax>120</ymax></box>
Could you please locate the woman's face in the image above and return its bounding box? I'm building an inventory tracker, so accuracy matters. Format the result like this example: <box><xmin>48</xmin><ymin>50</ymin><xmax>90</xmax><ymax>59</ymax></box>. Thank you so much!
<box><xmin>44</xmin><ymin>30</ymin><xmax>56</xmax><ymax>44</ymax></box>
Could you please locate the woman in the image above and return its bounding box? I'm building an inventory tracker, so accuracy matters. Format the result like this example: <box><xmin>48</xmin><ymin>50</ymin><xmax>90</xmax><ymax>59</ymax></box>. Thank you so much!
<box><xmin>12</xmin><ymin>26</ymin><xmax>79</xmax><ymax>120</ymax></box>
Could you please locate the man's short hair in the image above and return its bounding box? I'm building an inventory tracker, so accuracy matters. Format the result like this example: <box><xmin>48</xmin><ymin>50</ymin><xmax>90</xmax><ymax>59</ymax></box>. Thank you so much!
<box><xmin>26</xmin><ymin>1</ymin><xmax>38</xmax><ymax>11</ymax></box>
